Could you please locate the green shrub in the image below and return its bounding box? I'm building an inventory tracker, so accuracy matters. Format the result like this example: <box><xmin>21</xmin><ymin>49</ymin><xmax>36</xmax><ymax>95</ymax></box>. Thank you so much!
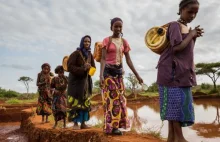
<box><xmin>5</xmin><ymin>98</ymin><xmax>21</xmax><ymax>104</ymax></box>
<box><xmin>201</xmin><ymin>83</ymin><xmax>211</xmax><ymax>90</ymax></box>
<box><xmin>147</xmin><ymin>82</ymin><xmax>158</xmax><ymax>92</ymax></box>
<box><xmin>209</xmin><ymin>89</ymin><xmax>219</xmax><ymax>95</ymax></box>
<box><xmin>3</xmin><ymin>90</ymin><xmax>19</xmax><ymax>98</ymax></box>
<box><xmin>196</xmin><ymin>88</ymin><xmax>201</xmax><ymax>92</ymax></box>
<box><xmin>0</xmin><ymin>93</ymin><xmax>4</xmax><ymax>98</ymax></box>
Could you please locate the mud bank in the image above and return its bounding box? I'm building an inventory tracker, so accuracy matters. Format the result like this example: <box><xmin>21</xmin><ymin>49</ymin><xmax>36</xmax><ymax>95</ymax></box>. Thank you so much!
<box><xmin>20</xmin><ymin>109</ymin><xmax>163</xmax><ymax>142</ymax></box>
<box><xmin>0</xmin><ymin>104</ymin><xmax>36</xmax><ymax>122</ymax></box>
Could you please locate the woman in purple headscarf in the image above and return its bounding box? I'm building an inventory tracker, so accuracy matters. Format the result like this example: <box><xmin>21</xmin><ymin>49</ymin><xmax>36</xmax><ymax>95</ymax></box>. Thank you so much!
<box><xmin>100</xmin><ymin>17</ymin><xmax>143</xmax><ymax>135</ymax></box>
<box><xmin>67</xmin><ymin>35</ymin><xmax>96</xmax><ymax>129</ymax></box>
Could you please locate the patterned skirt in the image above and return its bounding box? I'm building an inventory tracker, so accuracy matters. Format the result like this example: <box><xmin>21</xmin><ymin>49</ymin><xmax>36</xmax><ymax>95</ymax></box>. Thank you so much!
<box><xmin>67</xmin><ymin>96</ymin><xmax>90</xmax><ymax>123</ymax></box>
<box><xmin>103</xmin><ymin>76</ymin><xmax>130</xmax><ymax>134</ymax></box>
<box><xmin>159</xmin><ymin>86</ymin><xmax>195</xmax><ymax>127</ymax></box>
<box><xmin>52</xmin><ymin>94</ymin><xmax>67</xmax><ymax>121</ymax></box>
<box><xmin>36</xmin><ymin>89</ymin><xmax>52</xmax><ymax>116</ymax></box>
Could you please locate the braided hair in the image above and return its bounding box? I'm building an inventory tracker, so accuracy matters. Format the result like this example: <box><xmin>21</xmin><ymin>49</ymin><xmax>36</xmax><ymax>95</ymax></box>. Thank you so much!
<box><xmin>178</xmin><ymin>0</ymin><xmax>199</xmax><ymax>15</ymax></box>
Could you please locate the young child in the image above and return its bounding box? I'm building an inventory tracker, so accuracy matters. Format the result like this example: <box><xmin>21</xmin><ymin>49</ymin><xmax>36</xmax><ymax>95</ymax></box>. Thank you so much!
<box><xmin>51</xmin><ymin>65</ymin><xmax>68</xmax><ymax>128</ymax></box>
<box><xmin>100</xmin><ymin>17</ymin><xmax>143</xmax><ymax>135</ymax></box>
<box><xmin>156</xmin><ymin>0</ymin><xmax>204</xmax><ymax>142</ymax></box>
<box><xmin>36</xmin><ymin>63</ymin><xmax>53</xmax><ymax>123</ymax></box>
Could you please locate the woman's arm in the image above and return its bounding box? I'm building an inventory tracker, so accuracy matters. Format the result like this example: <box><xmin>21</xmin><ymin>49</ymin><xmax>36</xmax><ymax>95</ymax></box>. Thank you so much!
<box><xmin>170</xmin><ymin>23</ymin><xmax>202</xmax><ymax>53</ymax></box>
<box><xmin>173</xmin><ymin>33</ymin><xmax>194</xmax><ymax>53</ymax></box>
<box><xmin>100</xmin><ymin>48</ymin><xmax>106</xmax><ymax>85</ymax></box>
<box><xmin>67</xmin><ymin>51</ymin><xmax>86</xmax><ymax>76</ymax></box>
<box><xmin>124</xmin><ymin>52</ymin><xmax>143</xmax><ymax>84</ymax></box>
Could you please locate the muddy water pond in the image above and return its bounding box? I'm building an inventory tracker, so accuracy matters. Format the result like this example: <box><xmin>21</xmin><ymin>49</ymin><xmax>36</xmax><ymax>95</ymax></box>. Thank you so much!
<box><xmin>0</xmin><ymin>122</ymin><xmax>27</xmax><ymax>142</ymax></box>
<box><xmin>88</xmin><ymin>99</ymin><xmax>220</xmax><ymax>142</ymax></box>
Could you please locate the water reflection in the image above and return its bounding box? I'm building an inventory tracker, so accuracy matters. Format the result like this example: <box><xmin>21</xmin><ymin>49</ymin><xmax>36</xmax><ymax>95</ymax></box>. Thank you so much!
<box><xmin>88</xmin><ymin>99</ymin><xmax>220</xmax><ymax>142</ymax></box>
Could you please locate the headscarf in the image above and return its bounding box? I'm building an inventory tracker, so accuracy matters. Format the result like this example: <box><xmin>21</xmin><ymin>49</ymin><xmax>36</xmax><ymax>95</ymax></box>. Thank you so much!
<box><xmin>76</xmin><ymin>35</ymin><xmax>91</xmax><ymax>58</ymax></box>
<box><xmin>110</xmin><ymin>17</ymin><xmax>123</xmax><ymax>30</ymax></box>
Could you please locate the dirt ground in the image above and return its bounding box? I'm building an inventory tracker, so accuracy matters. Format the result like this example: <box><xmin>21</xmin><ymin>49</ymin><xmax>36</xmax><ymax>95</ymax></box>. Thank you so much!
<box><xmin>19</xmin><ymin>108</ymin><xmax>164</xmax><ymax>142</ymax></box>
<box><xmin>0</xmin><ymin>99</ymin><xmax>164</xmax><ymax>142</ymax></box>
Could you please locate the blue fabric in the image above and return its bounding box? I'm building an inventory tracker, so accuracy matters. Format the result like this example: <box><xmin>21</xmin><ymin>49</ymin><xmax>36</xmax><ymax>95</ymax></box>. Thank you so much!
<box><xmin>76</xmin><ymin>35</ymin><xmax>91</xmax><ymax>58</ymax></box>
<box><xmin>72</xmin><ymin>110</ymin><xmax>89</xmax><ymax>123</ymax></box>
<box><xmin>159</xmin><ymin>86</ymin><xmax>195</xmax><ymax>127</ymax></box>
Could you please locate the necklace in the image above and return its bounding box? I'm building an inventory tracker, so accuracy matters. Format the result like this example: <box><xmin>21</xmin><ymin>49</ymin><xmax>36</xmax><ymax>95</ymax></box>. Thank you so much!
<box><xmin>58</xmin><ymin>76</ymin><xmax>64</xmax><ymax>85</ymax></box>
<box><xmin>177</xmin><ymin>18</ymin><xmax>187</xmax><ymax>26</ymax></box>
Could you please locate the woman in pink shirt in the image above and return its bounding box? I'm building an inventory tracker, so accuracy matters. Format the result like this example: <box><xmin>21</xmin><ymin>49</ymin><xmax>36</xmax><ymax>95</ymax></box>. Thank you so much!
<box><xmin>100</xmin><ymin>17</ymin><xmax>143</xmax><ymax>135</ymax></box>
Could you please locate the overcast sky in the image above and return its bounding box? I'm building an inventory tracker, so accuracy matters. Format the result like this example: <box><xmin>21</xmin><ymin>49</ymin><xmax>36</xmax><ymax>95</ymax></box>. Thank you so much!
<box><xmin>0</xmin><ymin>0</ymin><xmax>219</xmax><ymax>93</ymax></box>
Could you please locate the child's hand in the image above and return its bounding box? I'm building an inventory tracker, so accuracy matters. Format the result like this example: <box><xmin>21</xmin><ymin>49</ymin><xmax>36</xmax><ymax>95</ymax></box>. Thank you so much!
<box><xmin>189</xmin><ymin>25</ymin><xmax>204</xmax><ymax>38</ymax></box>
<box><xmin>99</xmin><ymin>76</ymin><xmax>104</xmax><ymax>88</ymax></box>
<box><xmin>195</xmin><ymin>25</ymin><xmax>204</xmax><ymax>37</ymax></box>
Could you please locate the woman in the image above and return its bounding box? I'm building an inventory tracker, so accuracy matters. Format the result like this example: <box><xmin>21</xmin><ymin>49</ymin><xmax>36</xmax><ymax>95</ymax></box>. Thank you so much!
<box><xmin>67</xmin><ymin>35</ymin><xmax>96</xmax><ymax>129</ymax></box>
<box><xmin>51</xmin><ymin>65</ymin><xmax>68</xmax><ymax>128</ymax></box>
<box><xmin>100</xmin><ymin>17</ymin><xmax>143</xmax><ymax>135</ymax></box>
<box><xmin>156</xmin><ymin>0</ymin><xmax>204</xmax><ymax>141</ymax></box>
<box><xmin>36</xmin><ymin>63</ymin><xmax>52</xmax><ymax>123</ymax></box>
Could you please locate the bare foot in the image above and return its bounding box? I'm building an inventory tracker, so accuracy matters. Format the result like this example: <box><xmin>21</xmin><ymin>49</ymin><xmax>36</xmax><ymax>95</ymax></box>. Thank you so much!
<box><xmin>63</xmin><ymin>124</ymin><xmax>66</xmax><ymax>129</ymax></box>
<box><xmin>81</xmin><ymin>124</ymin><xmax>90</xmax><ymax>129</ymax></box>
<box><xmin>45</xmin><ymin>121</ymin><xmax>50</xmax><ymax>123</ymax></box>
<box><xmin>73</xmin><ymin>123</ymin><xmax>80</xmax><ymax>130</ymax></box>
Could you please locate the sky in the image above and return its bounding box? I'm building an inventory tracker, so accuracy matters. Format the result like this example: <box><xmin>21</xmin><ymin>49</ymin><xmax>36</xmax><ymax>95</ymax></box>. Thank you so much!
<box><xmin>0</xmin><ymin>0</ymin><xmax>219</xmax><ymax>93</ymax></box>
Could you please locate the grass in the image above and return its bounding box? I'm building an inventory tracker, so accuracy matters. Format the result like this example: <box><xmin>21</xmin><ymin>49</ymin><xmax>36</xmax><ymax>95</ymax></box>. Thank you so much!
<box><xmin>145</xmin><ymin>129</ymin><xmax>162</xmax><ymax>139</ymax></box>
<box><xmin>93</xmin><ymin>122</ymin><xmax>103</xmax><ymax>128</ymax></box>
<box><xmin>5</xmin><ymin>98</ymin><xmax>37</xmax><ymax>104</ymax></box>
<box><xmin>139</xmin><ymin>92</ymin><xmax>159</xmax><ymax>97</ymax></box>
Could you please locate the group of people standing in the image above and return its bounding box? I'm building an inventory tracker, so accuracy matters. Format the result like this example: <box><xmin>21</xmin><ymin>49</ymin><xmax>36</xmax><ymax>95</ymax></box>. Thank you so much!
<box><xmin>36</xmin><ymin>0</ymin><xmax>204</xmax><ymax>141</ymax></box>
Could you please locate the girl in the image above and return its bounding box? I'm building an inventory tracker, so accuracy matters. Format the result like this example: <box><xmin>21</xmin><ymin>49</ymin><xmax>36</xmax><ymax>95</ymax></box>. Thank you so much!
<box><xmin>67</xmin><ymin>35</ymin><xmax>96</xmax><ymax>129</ymax></box>
<box><xmin>100</xmin><ymin>17</ymin><xmax>143</xmax><ymax>135</ymax></box>
<box><xmin>51</xmin><ymin>65</ymin><xmax>68</xmax><ymax>128</ymax></box>
<box><xmin>157</xmin><ymin>0</ymin><xmax>204</xmax><ymax>142</ymax></box>
<box><xmin>36</xmin><ymin>63</ymin><xmax>53</xmax><ymax>123</ymax></box>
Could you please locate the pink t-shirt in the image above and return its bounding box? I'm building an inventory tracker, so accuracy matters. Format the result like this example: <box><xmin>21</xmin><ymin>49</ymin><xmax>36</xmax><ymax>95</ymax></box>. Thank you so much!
<box><xmin>102</xmin><ymin>37</ymin><xmax>131</xmax><ymax>65</ymax></box>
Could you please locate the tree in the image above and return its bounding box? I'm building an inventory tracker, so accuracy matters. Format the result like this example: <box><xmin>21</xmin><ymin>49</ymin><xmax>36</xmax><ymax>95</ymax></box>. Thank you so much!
<box><xmin>196</xmin><ymin>62</ymin><xmax>220</xmax><ymax>91</ymax></box>
<box><xmin>93</xmin><ymin>80</ymin><xmax>101</xmax><ymax>94</ymax></box>
<box><xmin>147</xmin><ymin>82</ymin><xmax>158</xmax><ymax>92</ymax></box>
<box><xmin>126</xmin><ymin>73</ymin><xmax>139</xmax><ymax>98</ymax></box>
<box><xmin>18</xmin><ymin>76</ymin><xmax>33</xmax><ymax>98</ymax></box>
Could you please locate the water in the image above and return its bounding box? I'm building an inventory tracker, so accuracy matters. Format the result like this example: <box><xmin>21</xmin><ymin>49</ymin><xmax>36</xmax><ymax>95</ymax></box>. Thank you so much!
<box><xmin>0</xmin><ymin>123</ymin><xmax>28</xmax><ymax>142</ymax></box>
<box><xmin>87</xmin><ymin>99</ymin><xmax>220</xmax><ymax>142</ymax></box>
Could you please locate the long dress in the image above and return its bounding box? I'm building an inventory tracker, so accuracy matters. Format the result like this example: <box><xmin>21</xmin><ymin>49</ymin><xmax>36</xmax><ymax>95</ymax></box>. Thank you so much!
<box><xmin>51</xmin><ymin>76</ymin><xmax>68</xmax><ymax>121</ymax></box>
<box><xmin>36</xmin><ymin>72</ymin><xmax>52</xmax><ymax>116</ymax></box>
<box><xmin>102</xmin><ymin>37</ymin><xmax>131</xmax><ymax>134</ymax></box>
<box><xmin>67</xmin><ymin>50</ymin><xmax>96</xmax><ymax>123</ymax></box>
